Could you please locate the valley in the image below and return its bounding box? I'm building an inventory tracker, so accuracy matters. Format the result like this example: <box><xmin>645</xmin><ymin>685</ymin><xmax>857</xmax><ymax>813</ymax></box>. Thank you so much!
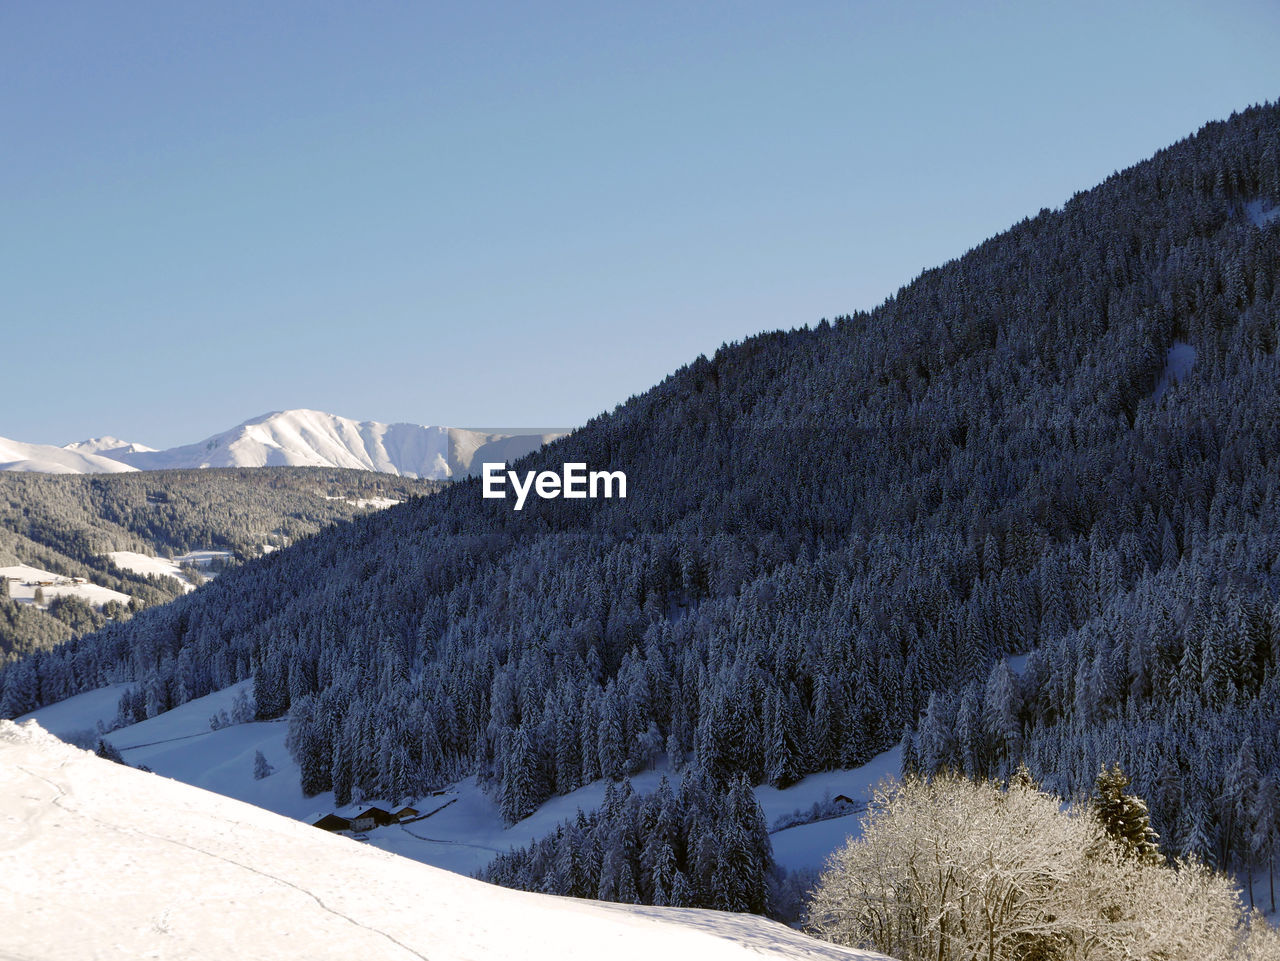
<box><xmin>0</xmin><ymin>466</ymin><xmax>442</xmax><ymax>661</ymax></box>
<box><xmin>17</xmin><ymin>677</ymin><xmax>900</xmax><ymax>883</ymax></box>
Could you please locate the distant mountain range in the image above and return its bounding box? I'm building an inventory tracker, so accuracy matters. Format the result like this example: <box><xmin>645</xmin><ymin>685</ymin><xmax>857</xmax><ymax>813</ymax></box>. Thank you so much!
<box><xmin>0</xmin><ymin>409</ymin><xmax>567</xmax><ymax>479</ymax></box>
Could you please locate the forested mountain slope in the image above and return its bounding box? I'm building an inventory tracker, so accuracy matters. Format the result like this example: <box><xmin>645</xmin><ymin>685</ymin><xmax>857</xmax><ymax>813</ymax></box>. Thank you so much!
<box><xmin>0</xmin><ymin>468</ymin><xmax>440</xmax><ymax>661</ymax></box>
<box><xmin>4</xmin><ymin>104</ymin><xmax>1279</xmax><ymax>903</ymax></box>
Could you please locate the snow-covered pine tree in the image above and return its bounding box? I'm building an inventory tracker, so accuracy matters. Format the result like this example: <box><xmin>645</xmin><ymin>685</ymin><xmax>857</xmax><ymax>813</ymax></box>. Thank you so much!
<box><xmin>1250</xmin><ymin>774</ymin><xmax>1278</xmax><ymax>913</ymax></box>
<box><xmin>252</xmin><ymin>750</ymin><xmax>274</xmax><ymax>780</ymax></box>
<box><xmin>1091</xmin><ymin>764</ymin><xmax>1161</xmax><ymax>864</ymax></box>
<box><xmin>765</xmin><ymin>688</ymin><xmax>803</xmax><ymax>787</ymax></box>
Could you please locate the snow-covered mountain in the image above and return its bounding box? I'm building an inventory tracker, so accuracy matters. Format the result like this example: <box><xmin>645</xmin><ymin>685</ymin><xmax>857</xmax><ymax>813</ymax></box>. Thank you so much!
<box><xmin>0</xmin><ymin>435</ymin><xmax>139</xmax><ymax>474</ymax></box>
<box><xmin>61</xmin><ymin>436</ymin><xmax>158</xmax><ymax>457</ymax></box>
<box><xmin>0</xmin><ymin>410</ymin><xmax>567</xmax><ymax>479</ymax></box>
<box><xmin>0</xmin><ymin>719</ymin><xmax>883</xmax><ymax>961</ymax></box>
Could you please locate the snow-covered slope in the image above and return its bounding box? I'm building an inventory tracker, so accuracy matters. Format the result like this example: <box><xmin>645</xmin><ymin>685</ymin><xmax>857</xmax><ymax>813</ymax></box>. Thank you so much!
<box><xmin>0</xmin><ymin>563</ymin><xmax>133</xmax><ymax>609</ymax></box>
<box><xmin>18</xmin><ymin>680</ymin><xmax>901</xmax><ymax>880</ymax></box>
<box><xmin>0</xmin><ymin>719</ymin><xmax>885</xmax><ymax>961</ymax></box>
<box><xmin>0</xmin><ymin>410</ymin><xmax>567</xmax><ymax>479</ymax></box>
<box><xmin>62</xmin><ymin>436</ymin><xmax>157</xmax><ymax>456</ymax></box>
<box><xmin>107</xmin><ymin>550</ymin><xmax>199</xmax><ymax>592</ymax></box>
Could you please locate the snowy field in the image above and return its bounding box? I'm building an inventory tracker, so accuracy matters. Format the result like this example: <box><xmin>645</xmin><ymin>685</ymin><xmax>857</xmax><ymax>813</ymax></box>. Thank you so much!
<box><xmin>14</xmin><ymin>682</ymin><xmax>135</xmax><ymax>741</ymax></box>
<box><xmin>108</xmin><ymin>549</ymin><xmax>236</xmax><ymax>590</ymax></box>
<box><xmin>107</xmin><ymin>550</ymin><xmax>197</xmax><ymax>591</ymax></box>
<box><xmin>757</xmin><ymin>749</ymin><xmax>902</xmax><ymax>874</ymax></box>
<box><xmin>321</xmin><ymin>493</ymin><xmax>402</xmax><ymax>509</ymax></box>
<box><xmin>0</xmin><ymin>719</ymin><xmax>888</xmax><ymax>961</ymax></box>
<box><xmin>19</xmin><ymin>679</ymin><xmax>899</xmax><ymax>880</ymax></box>
<box><xmin>0</xmin><ymin>563</ymin><xmax>132</xmax><ymax>609</ymax></box>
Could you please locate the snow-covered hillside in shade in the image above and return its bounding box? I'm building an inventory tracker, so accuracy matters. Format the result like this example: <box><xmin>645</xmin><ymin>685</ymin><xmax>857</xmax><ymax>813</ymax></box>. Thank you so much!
<box><xmin>0</xmin><ymin>720</ymin><xmax>888</xmax><ymax>961</ymax></box>
<box><xmin>0</xmin><ymin>409</ymin><xmax>567</xmax><ymax>479</ymax></box>
<box><xmin>18</xmin><ymin>680</ymin><xmax>898</xmax><ymax>881</ymax></box>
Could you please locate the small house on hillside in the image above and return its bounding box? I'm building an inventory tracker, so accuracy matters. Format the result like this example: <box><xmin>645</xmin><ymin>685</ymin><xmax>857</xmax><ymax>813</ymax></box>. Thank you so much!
<box><xmin>312</xmin><ymin>814</ymin><xmax>352</xmax><ymax>832</ymax></box>
<box><xmin>350</xmin><ymin>806</ymin><xmax>395</xmax><ymax>832</ymax></box>
<box><xmin>394</xmin><ymin>806</ymin><xmax>419</xmax><ymax>822</ymax></box>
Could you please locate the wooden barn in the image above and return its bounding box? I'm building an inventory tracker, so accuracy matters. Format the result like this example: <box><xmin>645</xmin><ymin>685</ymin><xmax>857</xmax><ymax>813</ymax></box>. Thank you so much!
<box><xmin>350</xmin><ymin>806</ymin><xmax>395</xmax><ymax>832</ymax></box>
<box><xmin>312</xmin><ymin>813</ymin><xmax>352</xmax><ymax>833</ymax></box>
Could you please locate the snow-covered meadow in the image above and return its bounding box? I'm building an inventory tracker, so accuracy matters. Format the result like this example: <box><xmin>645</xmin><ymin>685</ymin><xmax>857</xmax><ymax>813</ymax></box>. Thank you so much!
<box><xmin>0</xmin><ymin>563</ymin><xmax>132</xmax><ymax>609</ymax></box>
<box><xmin>20</xmin><ymin>679</ymin><xmax>897</xmax><ymax>880</ymax></box>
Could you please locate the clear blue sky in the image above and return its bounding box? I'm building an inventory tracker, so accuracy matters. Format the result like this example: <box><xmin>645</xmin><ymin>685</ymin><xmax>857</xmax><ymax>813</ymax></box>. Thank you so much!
<box><xmin>3</xmin><ymin>1</ymin><xmax>1278</xmax><ymax>447</ymax></box>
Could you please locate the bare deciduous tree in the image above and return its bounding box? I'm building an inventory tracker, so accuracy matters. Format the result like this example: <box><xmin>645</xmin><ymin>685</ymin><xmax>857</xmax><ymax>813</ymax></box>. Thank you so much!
<box><xmin>806</xmin><ymin>774</ymin><xmax>1268</xmax><ymax>961</ymax></box>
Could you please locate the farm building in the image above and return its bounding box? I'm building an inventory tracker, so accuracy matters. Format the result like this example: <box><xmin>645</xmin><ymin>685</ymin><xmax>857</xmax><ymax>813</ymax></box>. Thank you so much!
<box><xmin>311</xmin><ymin>814</ymin><xmax>352</xmax><ymax>833</ymax></box>
<box><xmin>350</xmin><ymin>806</ymin><xmax>395</xmax><ymax>832</ymax></box>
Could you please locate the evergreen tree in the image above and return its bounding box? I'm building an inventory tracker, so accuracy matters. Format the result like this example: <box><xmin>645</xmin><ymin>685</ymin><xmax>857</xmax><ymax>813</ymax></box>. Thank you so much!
<box><xmin>1251</xmin><ymin>774</ymin><xmax>1278</xmax><ymax>914</ymax></box>
<box><xmin>1225</xmin><ymin>738</ymin><xmax>1261</xmax><ymax>905</ymax></box>
<box><xmin>669</xmin><ymin>869</ymin><xmax>694</xmax><ymax>908</ymax></box>
<box><xmin>765</xmin><ymin>689</ymin><xmax>803</xmax><ymax>788</ymax></box>
<box><xmin>501</xmin><ymin>724</ymin><xmax>539</xmax><ymax>825</ymax></box>
<box><xmin>982</xmin><ymin>659</ymin><xmax>1021</xmax><ymax>773</ymax></box>
<box><xmin>899</xmin><ymin>724</ymin><xmax>918</xmax><ymax>778</ymax></box>
<box><xmin>596</xmin><ymin>686</ymin><xmax>627</xmax><ymax>782</ymax></box>
<box><xmin>916</xmin><ymin>692</ymin><xmax>954</xmax><ymax>775</ymax></box>
<box><xmin>95</xmin><ymin>739</ymin><xmax>126</xmax><ymax>765</ymax></box>
<box><xmin>252</xmin><ymin>750</ymin><xmax>275</xmax><ymax>780</ymax></box>
<box><xmin>0</xmin><ymin>659</ymin><xmax>37</xmax><ymax>718</ymax></box>
<box><xmin>1091</xmin><ymin>764</ymin><xmax>1160</xmax><ymax>863</ymax></box>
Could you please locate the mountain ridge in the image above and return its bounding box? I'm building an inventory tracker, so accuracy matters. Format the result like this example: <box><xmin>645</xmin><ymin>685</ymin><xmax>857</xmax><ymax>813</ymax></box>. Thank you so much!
<box><xmin>0</xmin><ymin>409</ymin><xmax>567</xmax><ymax>479</ymax></box>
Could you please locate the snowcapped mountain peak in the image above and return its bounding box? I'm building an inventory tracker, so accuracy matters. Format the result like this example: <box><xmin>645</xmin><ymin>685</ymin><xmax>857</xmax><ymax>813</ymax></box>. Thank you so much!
<box><xmin>62</xmin><ymin>436</ymin><xmax>157</xmax><ymax>456</ymax></box>
<box><xmin>1</xmin><ymin>411</ymin><xmax>567</xmax><ymax>479</ymax></box>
